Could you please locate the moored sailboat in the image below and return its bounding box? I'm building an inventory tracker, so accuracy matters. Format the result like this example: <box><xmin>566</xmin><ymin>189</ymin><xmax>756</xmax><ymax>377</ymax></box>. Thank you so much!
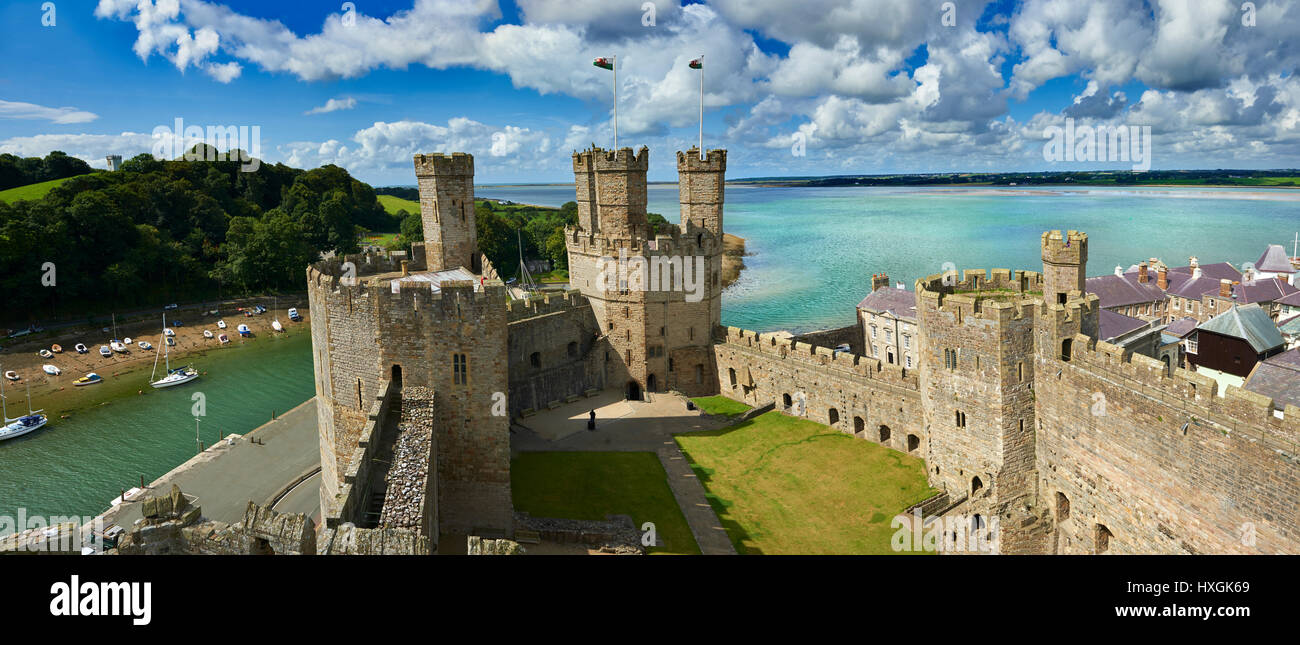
<box><xmin>150</xmin><ymin>313</ymin><xmax>199</xmax><ymax>389</ymax></box>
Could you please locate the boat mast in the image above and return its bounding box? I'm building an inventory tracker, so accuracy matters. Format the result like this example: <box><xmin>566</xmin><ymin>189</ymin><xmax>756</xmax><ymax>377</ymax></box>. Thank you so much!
<box><xmin>1</xmin><ymin>362</ymin><xmax>8</xmax><ymax>422</ymax></box>
<box><xmin>25</xmin><ymin>380</ymin><xmax>41</xmax><ymax>416</ymax></box>
<box><xmin>151</xmin><ymin>313</ymin><xmax>165</xmax><ymax>382</ymax></box>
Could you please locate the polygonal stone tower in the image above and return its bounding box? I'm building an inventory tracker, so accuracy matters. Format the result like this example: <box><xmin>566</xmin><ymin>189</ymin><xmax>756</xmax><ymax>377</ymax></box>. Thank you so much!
<box><xmin>1041</xmin><ymin>230</ymin><xmax>1088</xmax><ymax>305</ymax></box>
<box><xmin>414</xmin><ymin>153</ymin><xmax>479</xmax><ymax>272</ymax></box>
<box><xmin>677</xmin><ymin>148</ymin><xmax>726</xmax><ymax>238</ymax></box>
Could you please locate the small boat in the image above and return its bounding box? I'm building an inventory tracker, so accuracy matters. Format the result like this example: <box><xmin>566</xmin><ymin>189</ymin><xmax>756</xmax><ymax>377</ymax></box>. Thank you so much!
<box><xmin>74</xmin><ymin>344</ymin><xmax>88</xmax><ymax>354</ymax></box>
<box><xmin>218</xmin><ymin>334</ymin><xmax>229</xmax><ymax>344</ymax></box>
<box><xmin>38</xmin><ymin>349</ymin><xmax>53</xmax><ymax>358</ymax></box>
<box><xmin>288</xmin><ymin>308</ymin><xmax>301</xmax><ymax>322</ymax></box>
<box><xmin>51</xmin><ymin>344</ymin><xmax>62</xmax><ymax>353</ymax></box>
<box><xmin>123</xmin><ymin>337</ymin><xmax>132</xmax><ymax>344</ymax></box>
<box><xmin>237</xmin><ymin>324</ymin><xmax>252</xmax><ymax>337</ymax></box>
<box><xmin>203</xmin><ymin>330</ymin><xmax>213</xmax><ymax>339</ymax></box>
<box><xmin>3</xmin><ymin>371</ymin><xmax>18</xmax><ymax>381</ymax></box>
<box><xmin>217</xmin><ymin>320</ymin><xmax>227</xmax><ymax>330</ymax></box>
<box><xmin>42</xmin><ymin>365</ymin><xmax>60</xmax><ymax>376</ymax></box>
<box><xmin>272</xmin><ymin>319</ymin><xmax>283</xmax><ymax>332</ymax></box>
<box><xmin>150</xmin><ymin>313</ymin><xmax>200</xmax><ymax>389</ymax></box>
<box><xmin>74</xmin><ymin>373</ymin><xmax>103</xmax><ymax>386</ymax></box>
<box><xmin>137</xmin><ymin>341</ymin><xmax>153</xmax><ymax>350</ymax></box>
<box><xmin>165</xmin><ymin>337</ymin><xmax>175</xmax><ymax>347</ymax></box>
<box><xmin>110</xmin><ymin>341</ymin><xmax>127</xmax><ymax>353</ymax></box>
<box><xmin>98</xmin><ymin>346</ymin><xmax>111</xmax><ymax>357</ymax></box>
<box><xmin>163</xmin><ymin>328</ymin><xmax>175</xmax><ymax>337</ymax></box>
<box><xmin>1</xmin><ymin>373</ymin><xmax>49</xmax><ymax>441</ymax></box>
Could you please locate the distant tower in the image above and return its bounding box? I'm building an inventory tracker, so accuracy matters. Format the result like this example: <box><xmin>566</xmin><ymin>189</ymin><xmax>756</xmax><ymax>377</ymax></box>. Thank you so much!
<box><xmin>414</xmin><ymin>153</ymin><xmax>479</xmax><ymax>273</ymax></box>
<box><xmin>1041</xmin><ymin>230</ymin><xmax>1088</xmax><ymax>305</ymax></box>
<box><xmin>678</xmin><ymin>148</ymin><xmax>726</xmax><ymax>238</ymax></box>
<box><xmin>106</xmin><ymin>155</ymin><xmax>122</xmax><ymax>171</ymax></box>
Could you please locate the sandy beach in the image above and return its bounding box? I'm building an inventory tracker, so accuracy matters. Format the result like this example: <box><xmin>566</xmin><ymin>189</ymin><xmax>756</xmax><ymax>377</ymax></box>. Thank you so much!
<box><xmin>0</xmin><ymin>299</ymin><xmax>311</xmax><ymax>418</ymax></box>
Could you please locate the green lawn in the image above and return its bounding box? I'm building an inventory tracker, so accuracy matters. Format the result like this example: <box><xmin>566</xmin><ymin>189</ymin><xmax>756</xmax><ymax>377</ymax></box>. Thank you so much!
<box><xmin>676</xmin><ymin>409</ymin><xmax>938</xmax><ymax>554</ymax></box>
<box><xmin>690</xmin><ymin>395</ymin><xmax>751</xmax><ymax>418</ymax></box>
<box><xmin>377</xmin><ymin>194</ymin><xmax>420</xmax><ymax>215</ymax></box>
<box><xmin>0</xmin><ymin>176</ymin><xmax>76</xmax><ymax>203</ymax></box>
<box><xmin>511</xmin><ymin>451</ymin><xmax>700</xmax><ymax>554</ymax></box>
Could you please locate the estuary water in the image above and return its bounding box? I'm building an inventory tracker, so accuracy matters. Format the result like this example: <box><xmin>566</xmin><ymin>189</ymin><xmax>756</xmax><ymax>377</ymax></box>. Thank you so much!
<box><xmin>3</xmin><ymin>184</ymin><xmax>1298</xmax><ymax>526</ymax></box>
<box><xmin>481</xmin><ymin>183</ymin><xmax>1300</xmax><ymax>332</ymax></box>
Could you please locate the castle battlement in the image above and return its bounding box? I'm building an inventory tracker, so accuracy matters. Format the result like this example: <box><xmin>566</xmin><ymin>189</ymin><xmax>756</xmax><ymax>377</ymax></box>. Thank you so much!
<box><xmin>573</xmin><ymin>146</ymin><xmax>650</xmax><ymax>172</ymax></box>
<box><xmin>916</xmin><ymin>269</ymin><xmax>1044</xmax><ymax>323</ymax></box>
<box><xmin>565</xmin><ymin>225</ymin><xmax>720</xmax><ymax>257</ymax></box>
<box><xmin>677</xmin><ymin>147</ymin><xmax>727</xmax><ymax>171</ymax></box>
<box><xmin>722</xmin><ymin>327</ymin><xmax>919</xmax><ymax>390</ymax></box>
<box><xmin>1041</xmin><ymin>229</ymin><xmax>1088</xmax><ymax>263</ymax></box>
<box><xmin>1061</xmin><ymin>333</ymin><xmax>1300</xmax><ymax>447</ymax></box>
<box><xmin>506</xmin><ymin>289</ymin><xmax>591</xmax><ymax>322</ymax></box>
<box><xmin>413</xmin><ymin>152</ymin><xmax>473</xmax><ymax>177</ymax></box>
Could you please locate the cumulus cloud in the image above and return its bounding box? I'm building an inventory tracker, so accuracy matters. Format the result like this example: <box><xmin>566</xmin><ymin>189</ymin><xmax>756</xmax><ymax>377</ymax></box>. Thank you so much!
<box><xmin>0</xmin><ymin>99</ymin><xmax>99</xmax><ymax>124</ymax></box>
<box><xmin>305</xmin><ymin>97</ymin><xmax>358</xmax><ymax>115</ymax></box>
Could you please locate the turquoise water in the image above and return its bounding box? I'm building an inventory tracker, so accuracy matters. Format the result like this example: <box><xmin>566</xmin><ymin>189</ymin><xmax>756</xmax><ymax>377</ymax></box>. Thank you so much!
<box><xmin>0</xmin><ymin>332</ymin><xmax>315</xmax><ymax>522</ymax></box>
<box><xmin>481</xmin><ymin>184</ymin><xmax>1300</xmax><ymax>332</ymax></box>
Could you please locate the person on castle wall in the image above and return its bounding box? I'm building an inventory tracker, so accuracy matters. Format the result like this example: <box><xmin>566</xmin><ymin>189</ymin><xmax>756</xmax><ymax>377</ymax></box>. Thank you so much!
<box><xmin>588</xmin><ymin>409</ymin><xmax>596</xmax><ymax>431</ymax></box>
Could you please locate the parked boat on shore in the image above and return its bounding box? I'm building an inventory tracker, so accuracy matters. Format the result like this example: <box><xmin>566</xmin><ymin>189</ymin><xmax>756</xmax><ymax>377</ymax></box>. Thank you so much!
<box><xmin>74</xmin><ymin>373</ymin><xmax>102</xmax><ymax>386</ymax></box>
<box><xmin>51</xmin><ymin>344</ymin><xmax>62</xmax><ymax>353</ymax></box>
<box><xmin>218</xmin><ymin>334</ymin><xmax>229</xmax><ymax>344</ymax></box>
<box><xmin>4</xmin><ymin>371</ymin><xmax>18</xmax><ymax>381</ymax></box>
<box><xmin>217</xmin><ymin>320</ymin><xmax>227</xmax><ymax>330</ymax></box>
<box><xmin>74</xmin><ymin>344</ymin><xmax>88</xmax><ymax>354</ymax></box>
<box><xmin>38</xmin><ymin>349</ymin><xmax>52</xmax><ymax>358</ymax></box>
<box><xmin>203</xmin><ymin>330</ymin><xmax>213</xmax><ymax>339</ymax></box>
<box><xmin>98</xmin><ymin>346</ymin><xmax>111</xmax><ymax>357</ymax></box>
<box><xmin>42</xmin><ymin>365</ymin><xmax>60</xmax><ymax>376</ymax></box>
<box><xmin>1</xmin><ymin>369</ymin><xmax>47</xmax><ymax>442</ymax></box>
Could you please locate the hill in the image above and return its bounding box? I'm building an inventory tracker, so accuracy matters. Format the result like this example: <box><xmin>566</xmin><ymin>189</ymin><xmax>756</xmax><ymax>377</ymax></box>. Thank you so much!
<box><xmin>0</xmin><ymin>176</ymin><xmax>78</xmax><ymax>204</ymax></box>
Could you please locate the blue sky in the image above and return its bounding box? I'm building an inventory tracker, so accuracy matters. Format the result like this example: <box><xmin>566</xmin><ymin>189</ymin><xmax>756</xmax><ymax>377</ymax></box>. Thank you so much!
<box><xmin>1</xmin><ymin>0</ymin><xmax>1298</xmax><ymax>185</ymax></box>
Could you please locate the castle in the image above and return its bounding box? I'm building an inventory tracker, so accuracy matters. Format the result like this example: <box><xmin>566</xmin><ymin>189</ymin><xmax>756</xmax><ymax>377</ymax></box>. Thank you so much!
<box><xmin>304</xmin><ymin>147</ymin><xmax>1300</xmax><ymax>555</ymax></box>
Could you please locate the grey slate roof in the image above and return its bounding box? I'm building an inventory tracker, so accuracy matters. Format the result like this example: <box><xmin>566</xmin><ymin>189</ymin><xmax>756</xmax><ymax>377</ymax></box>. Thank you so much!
<box><xmin>1168</xmin><ymin>262</ymin><xmax>1242</xmax><ymax>282</ymax></box>
<box><xmin>1196</xmin><ymin>303</ymin><xmax>1285</xmax><ymax>353</ymax></box>
<box><xmin>1278</xmin><ymin>291</ymin><xmax>1300</xmax><ymax>307</ymax></box>
<box><xmin>1255</xmin><ymin>244</ymin><xmax>1295</xmax><ymax>274</ymax></box>
<box><xmin>1099</xmin><ymin>309</ymin><xmax>1148</xmax><ymax>341</ymax></box>
<box><xmin>1164</xmin><ymin>317</ymin><xmax>1198</xmax><ymax>338</ymax></box>
<box><xmin>1085</xmin><ymin>272</ymin><xmax>1167</xmax><ymax>307</ymax></box>
<box><xmin>1243</xmin><ymin>348</ymin><xmax>1300</xmax><ymax>410</ymax></box>
<box><xmin>1166</xmin><ymin>273</ymin><xmax>1222</xmax><ymax>299</ymax></box>
<box><xmin>857</xmin><ymin>287</ymin><xmax>917</xmax><ymax>322</ymax></box>
<box><xmin>1229</xmin><ymin>277</ymin><xmax>1299</xmax><ymax>305</ymax></box>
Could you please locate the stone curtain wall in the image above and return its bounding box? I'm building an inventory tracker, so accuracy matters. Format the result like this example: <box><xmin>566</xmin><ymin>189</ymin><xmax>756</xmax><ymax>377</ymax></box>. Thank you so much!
<box><xmin>1035</xmin><ymin>334</ymin><xmax>1300</xmax><ymax>554</ymax></box>
<box><xmin>507</xmin><ymin>290</ymin><xmax>603</xmax><ymax>417</ymax></box>
<box><xmin>712</xmin><ymin>327</ymin><xmax>925</xmax><ymax>454</ymax></box>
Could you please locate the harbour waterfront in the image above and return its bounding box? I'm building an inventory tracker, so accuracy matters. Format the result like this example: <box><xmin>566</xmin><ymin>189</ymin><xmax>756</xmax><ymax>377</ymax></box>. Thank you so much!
<box><xmin>4</xmin><ymin>184</ymin><xmax>1300</xmax><ymax>528</ymax></box>
<box><xmin>0</xmin><ymin>330</ymin><xmax>315</xmax><ymax>523</ymax></box>
<box><xmin>480</xmin><ymin>183</ymin><xmax>1300</xmax><ymax>332</ymax></box>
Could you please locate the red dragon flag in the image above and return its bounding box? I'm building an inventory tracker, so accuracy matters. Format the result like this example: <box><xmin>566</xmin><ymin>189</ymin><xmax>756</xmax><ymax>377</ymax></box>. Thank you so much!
<box><xmin>689</xmin><ymin>57</ymin><xmax>702</xmax><ymax>69</ymax></box>
<box><xmin>593</xmin><ymin>57</ymin><xmax>614</xmax><ymax>70</ymax></box>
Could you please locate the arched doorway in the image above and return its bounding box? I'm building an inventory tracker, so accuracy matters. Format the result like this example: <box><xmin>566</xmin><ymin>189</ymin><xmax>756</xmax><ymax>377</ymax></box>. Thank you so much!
<box><xmin>853</xmin><ymin>416</ymin><xmax>865</xmax><ymax>434</ymax></box>
<box><xmin>828</xmin><ymin>408</ymin><xmax>840</xmax><ymax>425</ymax></box>
<box><xmin>971</xmin><ymin>476</ymin><xmax>984</xmax><ymax>496</ymax></box>
<box><xmin>906</xmin><ymin>434</ymin><xmax>919</xmax><ymax>452</ymax></box>
<box><xmin>390</xmin><ymin>364</ymin><xmax>402</xmax><ymax>388</ymax></box>
<box><xmin>647</xmin><ymin>374</ymin><xmax>657</xmax><ymax>392</ymax></box>
<box><xmin>1061</xmin><ymin>338</ymin><xmax>1073</xmax><ymax>361</ymax></box>
<box><xmin>627</xmin><ymin>381</ymin><xmax>641</xmax><ymax>401</ymax></box>
<box><xmin>782</xmin><ymin>393</ymin><xmax>792</xmax><ymax>409</ymax></box>
<box><xmin>1056</xmin><ymin>492</ymin><xmax>1070</xmax><ymax>521</ymax></box>
<box><xmin>879</xmin><ymin>425</ymin><xmax>891</xmax><ymax>443</ymax></box>
<box><xmin>1094</xmin><ymin>523</ymin><xmax>1113</xmax><ymax>554</ymax></box>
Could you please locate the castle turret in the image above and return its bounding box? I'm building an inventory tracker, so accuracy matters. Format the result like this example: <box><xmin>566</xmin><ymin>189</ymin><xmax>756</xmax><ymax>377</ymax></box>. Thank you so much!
<box><xmin>678</xmin><ymin>148</ymin><xmax>726</xmax><ymax>237</ymax></box>
<box><xmin>572</xmin><ymin>146</ymin><xmax>649</xmax><ymax>239</ymax></box>
<box><xmin>1041</xmin><ymin>230</ymin><xmax>1088</xmax><ymax>305</ymax></box>
<box><xmin>414</xmin><ymin>153</ymin><xmax>478</xmax><ymax>272</ymax></box>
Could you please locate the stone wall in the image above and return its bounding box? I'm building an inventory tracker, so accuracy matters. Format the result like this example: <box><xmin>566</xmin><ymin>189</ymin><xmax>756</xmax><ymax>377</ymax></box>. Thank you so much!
<box><xmin>507</xmin><ymin>290</ymin><xmax>604</xmax><ymax>416</ymax></box>
<box><xmin>414</xmin><ymin>153</ymin><xmax>477</xmax><ymax>272</ymax></box>
<box><xmin>712</xmin><ymin>327</ymin><xmax>925</xmax><ymax>454</ymax></box>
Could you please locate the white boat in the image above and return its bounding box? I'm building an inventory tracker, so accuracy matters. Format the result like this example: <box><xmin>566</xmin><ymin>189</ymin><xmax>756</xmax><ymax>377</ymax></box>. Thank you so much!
<box><xmin>110</xmin><ymin>341</ymin><xmax>127</xmax><ymax>353</ymax></box>
<box><xmin>237</xmin><ymin>324</ymin><xmax>251</xmax><ymax>337</ymax></box>
<box><xmin>1</xmin><ymin>368</ymin><xmax>47</xmax><ymax>441</ymax></box>
<box><xmin>218</xmin><ymin>334</ymin><xmax>229</xmax><ymax>344</ymax></box>
<box><xmin>203</xmin><ymin>330</ymin><xmax>213</xmax><ymax>339</ymax></box>
<box><xmin>74</xmin><ymin>373</ymin><xmax>102</xmax><ymax>386</ymax></box>
<box><xmin>163</xmin><ymin>328</ymin><xmax>175</xmax><ymax>337</ymax></box>
<box><xmin>38</xmin><ymin>349</ymin><xmax>52</xmax><ymax>358</ymax></box>
<box><xmin>123</xmin><ymin>337</ymin><xmax>132</xmax><ymax>345</ymax></box>
<box><xmin>150</xmin><ymin>313</ymin><xmax>199</xmax><ymax>389</ymax></box>
<box><xmin>42</xmin><ymin>365</ymin><xmax>60</xmax><ymax>376</ymax></box>
<box><xmin>74</xmin><ymin>343</ymin><xmax>88</xmax><ymax>354</ymax></box>
<box><xmin>137</xmin><ymin>341</ymin><xmax>152</xmax><ymax>350</ymax></box>
<box><xmin>288</xmin><ymin>307</ymin><xmax>301</xmax><ymax>322</ymax></box>
<box><xmin>272</xmin><ymin>319</ymin><xmax>283</xmax><ymax>332</ymax></box>
<box><xmin>217</xmin><ymin>320</ymin><xmax>227</xmax><ymax>329</ymax></box>
<box><xmin>98</xmin><ymin>346</ymin><xmax>111</xmax><ymax>357</ymax></box>
<box><xmin>3</xmin><ymin>371</ymin><xmax>18</xmax><ymax>381</ymax></box>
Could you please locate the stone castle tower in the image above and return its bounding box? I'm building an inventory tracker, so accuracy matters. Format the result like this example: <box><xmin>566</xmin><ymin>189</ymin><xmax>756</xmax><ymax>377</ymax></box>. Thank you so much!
<box><xmin>565</xmin><ymin>146</ymin><xmax>726</xmax><ymax>399</ymax></box>
<box><xmin>1041</xmin><ymin>230</ymin><xmax>1088</xmax><ymax>305</ymax></box>
<box><xmin>415</xmin><ymin>153</ymin><xmax>479</xmax><ymax>272</ymax></box>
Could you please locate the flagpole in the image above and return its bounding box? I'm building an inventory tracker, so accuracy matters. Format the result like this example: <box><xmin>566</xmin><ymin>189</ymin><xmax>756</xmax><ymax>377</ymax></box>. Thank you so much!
<box><xmin>613</xmin><ymin>55</ymin><xmax>619</xmax><ymax>150</ymax></box>
<box><xmin>698</xmin><ymin>54</ymin><xmax>704</xmax><ymax>159</ymax></box>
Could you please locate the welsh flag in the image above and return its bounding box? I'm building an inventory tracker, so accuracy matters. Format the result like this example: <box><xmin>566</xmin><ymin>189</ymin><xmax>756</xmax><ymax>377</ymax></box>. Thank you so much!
<box><xmin>689</xmin><ymin>58</ymin><xmax>702</xmax><ymax>69</ymax></box>
<box><xmin>593</xmin><ymin>57</ymin><xmax>614</xmax><ymax>70</ymax></box>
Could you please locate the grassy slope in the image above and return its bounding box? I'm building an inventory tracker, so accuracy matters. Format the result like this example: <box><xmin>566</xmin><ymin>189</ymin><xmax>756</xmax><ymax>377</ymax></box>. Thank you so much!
<box><xmin>690</xmin><ymin>395</ymin><xmax>751</xmax><ymax>418</ymax></box>
<box><xmin>0</xmin><ymin>176</ymin><xmax>77</xmax><ymax>204</ymax></box>
<box><xmin>511</xmin><ymin>451</ymin><xmax>700</xmax><ymax>554</ymax></box>
<box><xmin>377</xmin><ymin>194</ymin><xmax>420</xmax><ymax>215</ymax></box>
<box><xmin>676</xmin><ymin>409</ymin><xmax>938</xmax><ymax>555</ymax></box>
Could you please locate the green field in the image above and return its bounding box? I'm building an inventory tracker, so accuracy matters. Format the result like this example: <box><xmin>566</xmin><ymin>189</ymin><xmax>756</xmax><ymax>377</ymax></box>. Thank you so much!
<box><xmin>676</xmin><ymin>408</ymin><xmax>937</xmax><ymax>554</ymax></box>
<box><xmin>0</xmin><ymin>176</ymin><xmax>76</xmax><ymax>204</ymax></box>
<box><xmin>511</xmin><ymin>451</ymin><xmax>700</xmax><ymax>554</ymax></box>
<box><xmin>377</xmin><ymin>194</ymin><xmax>420</xmax><ymax>215</ymax></box>
<box><xmin>690</xmin><ymin>395</ymin><xmax>751</xmax><ymax>418</ymax></box>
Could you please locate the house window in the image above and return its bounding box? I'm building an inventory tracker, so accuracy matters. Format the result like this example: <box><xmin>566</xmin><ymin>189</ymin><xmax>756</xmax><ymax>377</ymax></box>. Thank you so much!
<box><xmin>453</xmin><ymin>353</ymin><xmax>467</xmax><ymax>385</ymax></box>
<box><xmin>903</xmin><ymin>335</ymin><xmax>910</xmax><ymax>349</ymax></box>
<box><xmin>870</xmin><ymin>325</ymin><xmax>877</xmax><ymax>339</ymax></box>
<box><xmin>1186</xmin><ymin>334</ymin><xmax>1198</xmax><ymax>355</ymax></box>
<box><xmin>530</xmin><ymin>352</ymin><xmax>541</xmax><ymax>369</ymax></box>
<box><xmin>905</xmin><ymin>355</ymin><xmax>912</xmax><ymax>368</ymax></box>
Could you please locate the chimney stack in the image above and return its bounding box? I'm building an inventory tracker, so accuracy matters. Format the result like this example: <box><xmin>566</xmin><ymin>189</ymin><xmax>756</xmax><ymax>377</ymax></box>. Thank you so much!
<box><xmin>1138</xmin><ymin>262</ymin><xmax>1149</xmax><ymax>284</ymax></box>
<box><xmin>1219</xmin><ymin>278</ymin><xmax>1232</xmax><ymax>298</ymax></box>
<box><xmin>1193</xmin><ymin>267</ymin><xmax>1202</xmax><ymax>279</ymax></box>
<box><xmin>1157</xmin><ymin>266</ymin><xmax>1168</xmax><ymax>290</ymax></box>
<box><xmin>401</xmin><ymin>260</ymin><xmax>409</xmax><ymax>277</ymax></box>
<box><xmin>1189</xmin><ymin>256</ymin><xmax>1199</xmax><ymax>269</ymax></box>
<box><xmin>1114</xmin><ymin>265</ymin><xmax>1124</xmax><ymax>277</ymax></box>
<box><xmin>872</xmin><ymin>273</ymin><xmax>890</xmax><ymax>291</ymax></box>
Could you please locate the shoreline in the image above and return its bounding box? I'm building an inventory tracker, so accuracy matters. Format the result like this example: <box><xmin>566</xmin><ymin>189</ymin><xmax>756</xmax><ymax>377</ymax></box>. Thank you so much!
<box><xmin>0</xmin><ymin>308</ymin><xmax>313</xmax><ymax>420</ymax></box>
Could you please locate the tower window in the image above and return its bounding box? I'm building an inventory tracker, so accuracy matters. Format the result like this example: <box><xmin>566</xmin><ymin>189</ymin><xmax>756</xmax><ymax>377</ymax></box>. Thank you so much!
<box><xmin>955</xmin><ymin>410</ymin><xmax>967</xmax><ymax>428</ymax></box>
<box><xmin>530</xmin><ymin>352</ymin><xmax>541</xmax><ymax>369</ymax></box>
<box><xmin>453</xmin><ymin>353</ymin><xmax>467</xmax><ymax>385</ymax></box>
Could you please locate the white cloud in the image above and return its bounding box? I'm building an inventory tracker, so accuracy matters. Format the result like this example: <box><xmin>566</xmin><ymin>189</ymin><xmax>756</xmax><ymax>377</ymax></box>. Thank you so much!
<box><xmin>0</xmin><ymin>99</ymin><xmax>99</xmax><ymax>124</ymax></box>
<box><xmin>305</xmin><ymin>97</ymin><xmax>358</xmax><ymax>115</ymax></box>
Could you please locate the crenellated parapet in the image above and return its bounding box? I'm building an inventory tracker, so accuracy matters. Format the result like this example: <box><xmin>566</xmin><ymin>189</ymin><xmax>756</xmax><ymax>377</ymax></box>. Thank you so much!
<box><xmin>565</xmin><ymin>223</ymin><xmax>721</xmax><ymax>258</ymax></box>
<box><xmin>413</xmin><ymin>152</ymin><xmax>473</xmax><ymax>178</ymax></box>
<box><xmin>720</xmin><ymin>326</ymin><xmax>919</xmax><ymax>390</ymax></box>
<box><xmin>916</xmin><ymin>268</ymin><xmax>1045</xmax><ymax>324</ymax></box>
<box><xmin>506</xmin><ymin>289</ymin><xmax>591</xmax><ymax>323</ymax></box>
<box><xmin>573</xmin><ymin>145</ymin><xmax>650</xmax><ymax>172</ymax></box>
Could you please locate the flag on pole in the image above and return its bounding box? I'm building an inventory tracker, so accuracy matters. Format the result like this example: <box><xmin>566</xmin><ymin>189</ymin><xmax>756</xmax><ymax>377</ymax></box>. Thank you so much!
<box><xmin>689</xmin><ymin>58</ymin><xmax>703</xmax><ymax>69</ymax></box>
<box><xmin>593</xmin><ymin>57</ymin><xmax>614</xmax><ymax>70</ymax></box>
